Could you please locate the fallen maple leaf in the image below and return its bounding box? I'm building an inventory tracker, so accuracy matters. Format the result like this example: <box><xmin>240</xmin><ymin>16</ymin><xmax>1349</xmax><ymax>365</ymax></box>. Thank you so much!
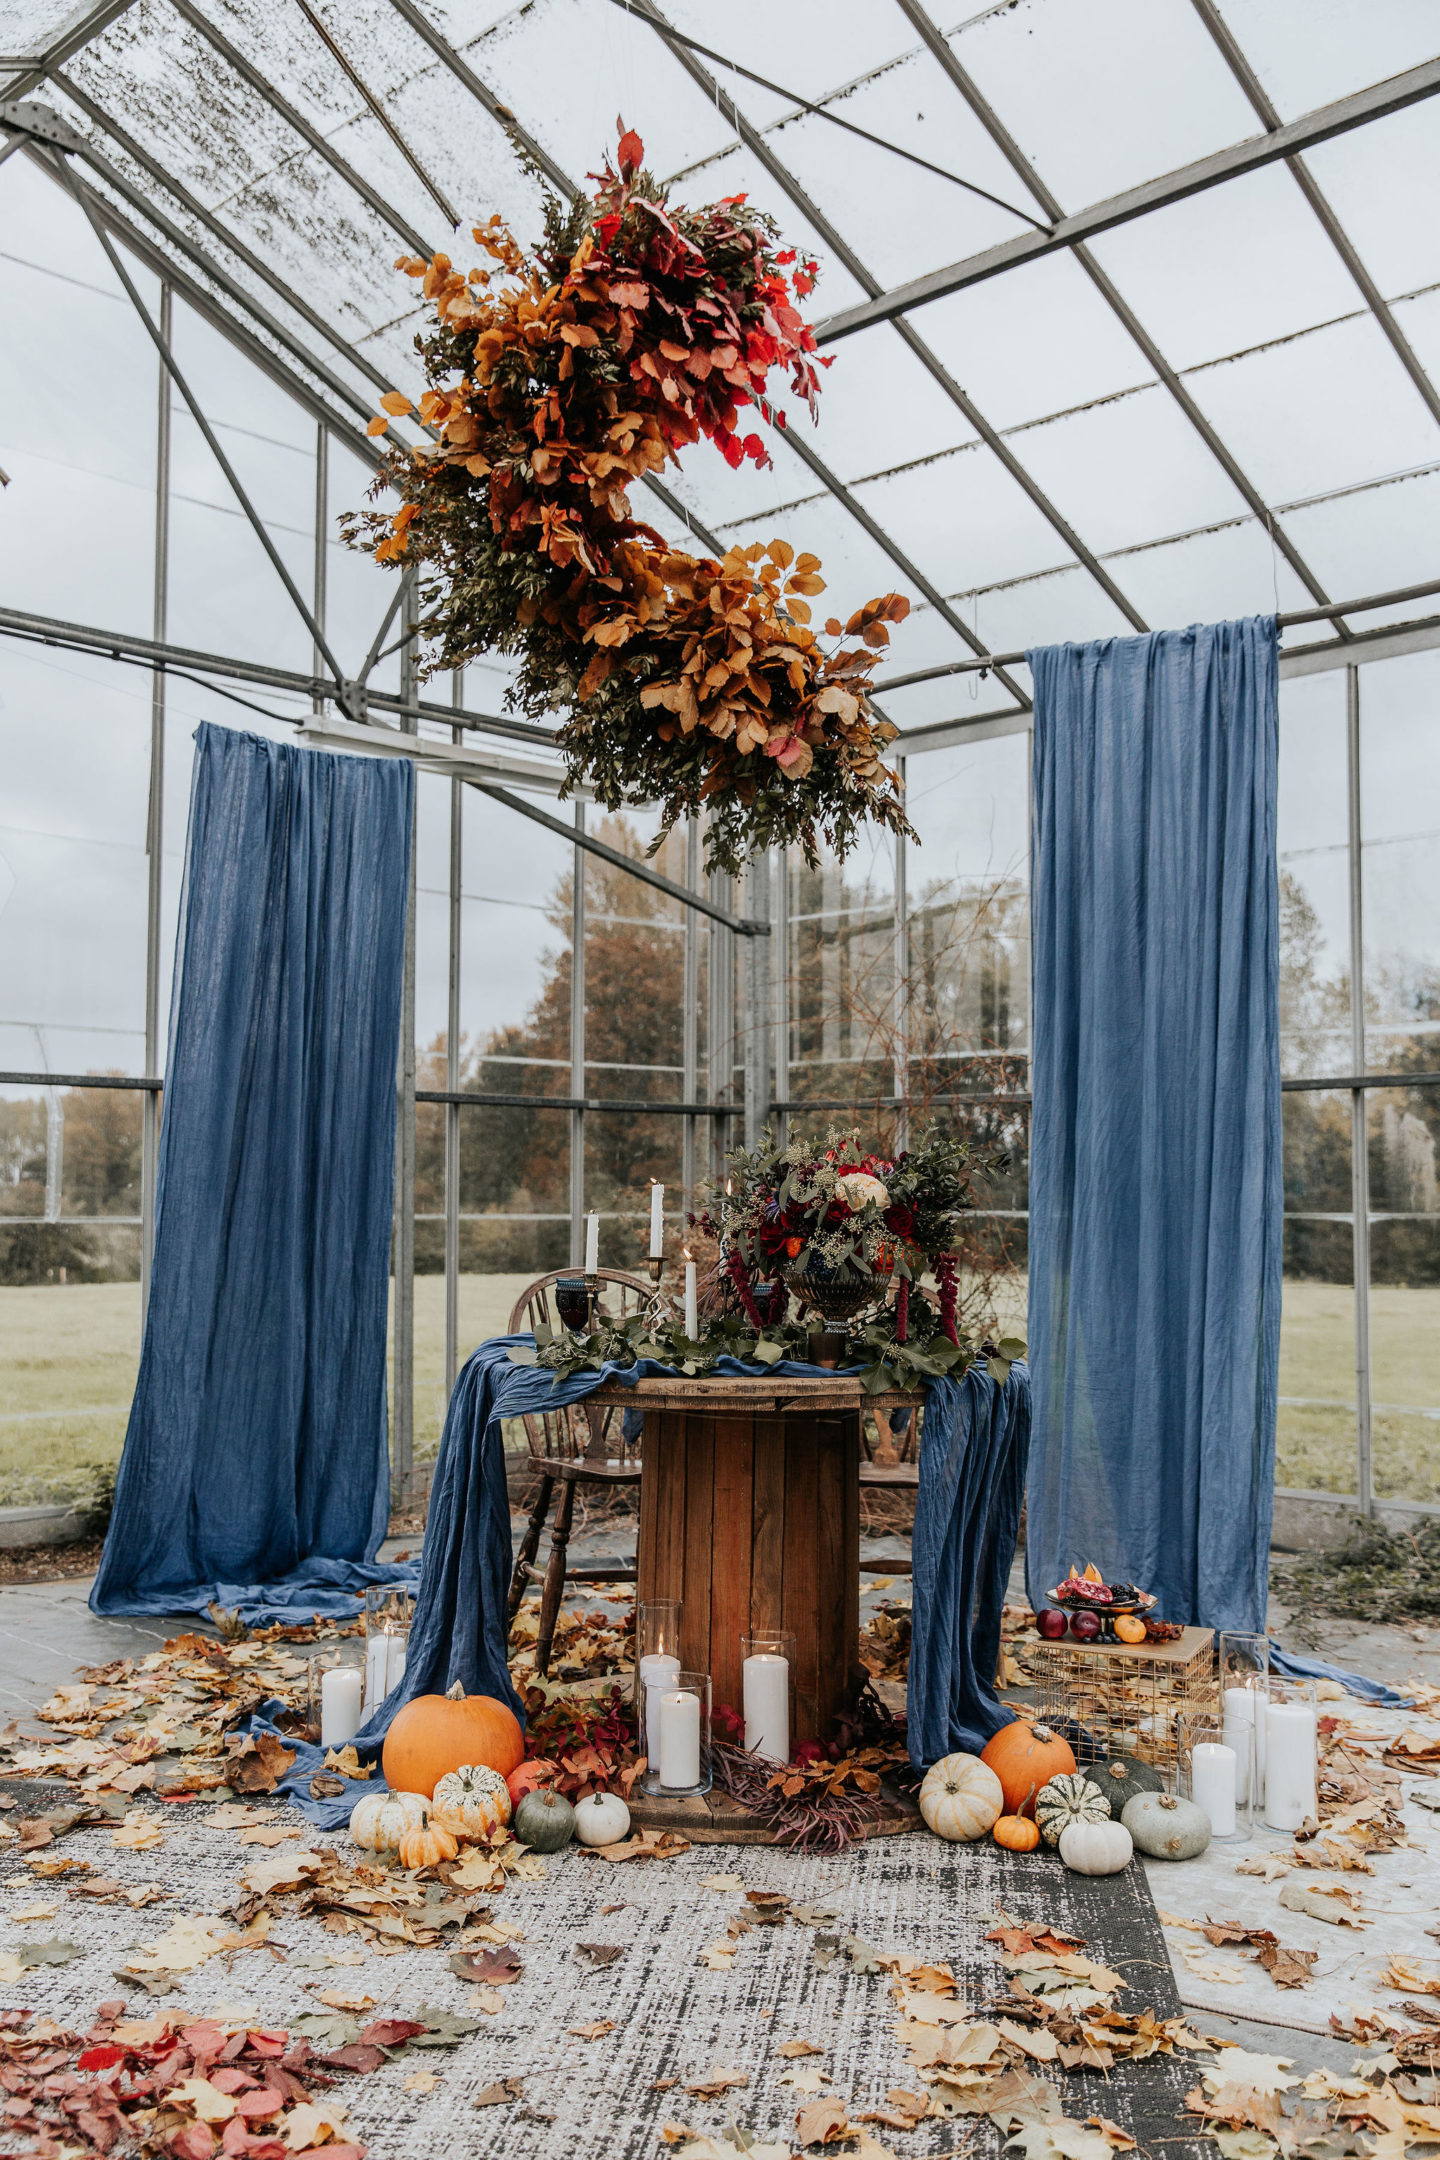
<box><xmin>238</xmin><ymin>1824</ymin><xmax>300</xmax><ymax>1846</ymax></box>
<box><xmin>404</xmin><ymin>2070</ymin><xmax>440</xmax><ymax>2093</ymax></box>
<box><xmin>684</xmin><ymin>2067</ymin><xmax>750</xmax><ymax>2098</ymax></box>
<box><xmin>701</xmin><ymin>1872</ymin><xmax>744</xmax><ymax>1891</ymax></box>
<box><xmin>473</xmin><ymin>2076</ymin><xmax>524</xmax><ymax>2107</ymax></box>
<box><xmin>568</xmin><ymin>2019</ymin><xmax>616</xmax><ymax>2039</ymax></box>
<box><xmin>777</xmin><ymin>2040</ymin><xmax>825</xmax><ymax>2058</ymax></box>
<box><xmin>574</xmin><ymin>1941</ymin><xmax>625</xmax><ymax>1966</ymax></box>
<box><xmin>699</xmin><ymin>1939</ymin><xmax>736</xmax><ymax>1970</ymax></box>
<box><xmin>796</xmin><ymin>2096</ymin><xmax>851</xmax><ymax>2146</ymax></box>
<box><xmin>112</xmin><ymin>1810</ymin><xmax>165</xmax><ymax>1850</ymax></box>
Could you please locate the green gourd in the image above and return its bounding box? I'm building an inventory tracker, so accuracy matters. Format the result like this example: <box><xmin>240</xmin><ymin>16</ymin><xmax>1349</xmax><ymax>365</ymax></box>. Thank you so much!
<box><xmin>1034</xmin><ymin>1771</ymin><xmax>1110</xmax><ymax>1848</ymax></box>
<box><xmin>1121</xmin><ymin>1789</ymin><xmax>1212</xmax><ymax>1860</ymax></box>
<box><xmin>1084</xmin><ymin>1755</ymin><xmax>1166</xmax><ymax>1818</ymax></box>
<box><xmin>512</xmin><ymin>1787</ymin><xmax>576</xmax><ymax>1853</ymax></box>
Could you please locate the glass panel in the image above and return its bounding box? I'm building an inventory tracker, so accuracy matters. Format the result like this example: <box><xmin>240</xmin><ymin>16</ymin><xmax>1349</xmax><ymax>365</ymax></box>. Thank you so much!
<box><xmin>1278</xmin><ymin>1090</ymin><xmax>1355</xmax><ymax>1495</ymax></box>
<box><xmin>1277</xmin><ymin>669</ymin><xmax>1351</xmax><ymax>1079</ymax></box>
<box><xmin>904</xmin><ymin>732</ymin><xmax>1031</xmax><ymax>1097</ymax></box>
<box><xmin>1302</xmin><ymin>103</ymin><xmax>1440</xmax><ymax>301</ymax></box>
<box><xmin>458</xmin><ymin>788</ymin><xmax>573</xmax><ymax>1099</ymax></box>
<box><xmin>585</xmin><ymin>1112</ymin><xmax>684</xmax><ymax>1273</ymax></box>
<box><xmin>953</xmin><ymin>0</ymin><xmax>1256</xmax><ymax>210</ymax></box>
<box><xmin>584</xmin><ymin>814</ymin><xmax>686</xmax><ymax>1104</ymax></box>
<box><xmin>1359</xmin><ymin>649</ymin><xmax>1440</xmax><ymax>1074</ymax></box>
<box><xmin>0</xmin><ymin>158</ymin><xmax>159</xmax><ymax>634</ymax></box>
<box><xmin>0</xmin><ymin>646</ymin><xmax>150</xmax><ymax>1078</ymax></box>
<box><xmin>1368</xmin><ymin>1084</ymin><xmax>1440</xmax><ymax>1505</ymax></box>
<box><xmin>1203</xmin><ymin>0</ymin><xmax>1440</xmax><ymax>122</ymax></box>
<box><xmin>1282</xmin><ymin>469</ymin><xmax>1440</xmax><ymax>620</ymax></box>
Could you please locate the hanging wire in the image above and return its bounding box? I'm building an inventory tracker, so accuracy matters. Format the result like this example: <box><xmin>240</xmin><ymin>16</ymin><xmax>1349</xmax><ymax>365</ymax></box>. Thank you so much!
<box><xmin>605</xmin><ymin>0</ymin><xmax>1050</xmax><ymax>232</ymax></box>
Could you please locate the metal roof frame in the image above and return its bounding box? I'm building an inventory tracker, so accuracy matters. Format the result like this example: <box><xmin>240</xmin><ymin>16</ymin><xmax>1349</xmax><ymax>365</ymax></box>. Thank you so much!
<box><xmin>2</xmin><ymin>0</ymin><xmax>1437</xmax><ymax>762</ymax></box>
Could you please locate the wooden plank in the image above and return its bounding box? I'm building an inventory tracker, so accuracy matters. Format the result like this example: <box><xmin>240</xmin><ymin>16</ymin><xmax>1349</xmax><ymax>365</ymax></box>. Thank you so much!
<box><xmin>781</xmin><ymin>1414</ymin><xmax>821</xmax><ymax>1741</ymax></box>
<box><xmin>749</xmin><ymin>1412</ymin><xmax>786</xmax><ymax>1639</ymax></box>
<box><xmin>813</xmin><ymin>1412</ymin><xmax>851</xmax><ymax>1736</ymax></box>
<box><xmin>644</xmin><ymin>1409</ymin><xmax>688</xmax><ymax>1609</ymax></box>
<box><xmin>842</xmin><ymin>1409</ymin><xmax>861</xmax><ymax>1711</ymax></box>
<box><xmin>708</xmin><ymin>1413</ymin><xmax>754</xmax><ymax>1718</ymax></box>
<box><xmin>680</xmin><ymin>1413</ymin><xmax>714</xmax><ymax>1680</ymax></box>
<box><xmin>635</xmin><ymin>1410</ymin><xmax>659</xmax><ymax>1596</ymax></box>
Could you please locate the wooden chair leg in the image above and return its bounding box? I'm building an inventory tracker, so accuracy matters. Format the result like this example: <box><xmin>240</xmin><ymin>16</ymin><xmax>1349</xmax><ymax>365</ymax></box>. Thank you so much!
<box><xmin>534</xmin><ymin>1478</ymin><xmax>576</xmax><ymax>1678</ymax></box>
<box><xmin>507</xmin><ymin>1472</ymin><xmax>553</xmax><ymax>1631</ymax></box>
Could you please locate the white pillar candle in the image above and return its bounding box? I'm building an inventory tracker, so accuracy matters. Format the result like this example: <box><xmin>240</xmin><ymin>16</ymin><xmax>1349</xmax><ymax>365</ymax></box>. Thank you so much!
<box><xmin>387</xmin><ymin>1638</ymin><xmax>406</xmax><ymax>1691</ymax></box>
<box><xmin>649</xmin><ymin>1182</ymin><xmax>665</xmax><ymax>1258</ymax></box>
<box><xmin>658</xmin><ymin>1687</ymin><xmax>702</xmax><ymax>1789</ymax></box>
<box><xmin>1190</xmin><ymin>1741</ymin><xmax>1236</xmax><ymax>1838</ymax></box>
<box><xmin>364</xmin><ymin>1635</ymin><xmax>389</xmax><ymax>1713</ymax></box>
<box><xmin>320</xmin><ymin>1664</ymin><xmax>363</xmax><ymax>1749</ymax></box>
<box><xmin>1222</xmin><ymin>1685</ymin><xmax>1266</xmax><ymax>1806</ymax></box>
<box><xmin>743</xmin><ymin>1653</ymin><xmax>790</xmax><ymax>1763</ymax></box>
<box><xmin>639</xmin><ymin>1653</ymin><xmax>680</xmax><ymax>1763</ymax></box>
<box><xmin>1265</xmin><ymin>1701</ymin><xmax>1317</xmax><ymax>1831</ymax></box>
<box><xmin>684</xmin><ymin>1259</ymin><xmax>698</xmax><ymax>1340</ymax></box>
<box><xmin>584</xmin><ymin>1212</ymin><xmax>599</xmax><ymax>1274</ymax></box>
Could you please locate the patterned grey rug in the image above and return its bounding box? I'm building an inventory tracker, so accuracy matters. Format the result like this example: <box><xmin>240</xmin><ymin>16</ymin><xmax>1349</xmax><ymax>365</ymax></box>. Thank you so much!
<box><xmin>0</xmin><ymin>1804</ymin><xmax>1214</xmax><ymax>2160</ymax></box>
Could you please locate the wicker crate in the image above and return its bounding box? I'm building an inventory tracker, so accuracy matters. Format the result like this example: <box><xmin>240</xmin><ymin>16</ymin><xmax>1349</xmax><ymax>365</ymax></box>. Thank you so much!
<box><xmin>1031</xmin><ymin>1628</ymin><xmax>1216</xmax><ymax>1774</ymax></box>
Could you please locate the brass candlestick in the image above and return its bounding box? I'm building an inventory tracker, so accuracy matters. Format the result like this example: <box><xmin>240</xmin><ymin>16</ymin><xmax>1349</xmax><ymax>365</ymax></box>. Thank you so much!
<box><xmin>647</xmin><ymin>1254</ymin><xmax>664</xmax><ymax>1284</ymax></box>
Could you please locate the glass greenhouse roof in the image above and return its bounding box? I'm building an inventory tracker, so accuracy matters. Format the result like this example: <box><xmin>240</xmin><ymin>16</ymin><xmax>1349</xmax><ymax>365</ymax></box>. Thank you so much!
<box><xmin>3</xmin><ymin>0</ymin><xmax>1439</xmax><ymax>740</ymax></box>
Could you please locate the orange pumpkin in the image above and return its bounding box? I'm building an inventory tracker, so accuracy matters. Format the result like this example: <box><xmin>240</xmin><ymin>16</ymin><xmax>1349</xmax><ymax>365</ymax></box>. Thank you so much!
<box><xmin>507</xmin><ymin>1758</ymin><xmax>560</xmax><ymax>1806</ymax></box>
<box><xmin>397</xmin><ymin>1809</ymin><xmax>458</xmax><ymax>1871</ymax></box>
<box><xmin>980</xmin><ymin>1720</ymin><xmax>1076</xmax><ymax>1817</ymax></box>
<box><xmin>993</xmin><ymin>1813</ymin><xmax>1041</xmax><ymax>1853</ymax></box>
<box><xmin>382</xmin><ymin>1683</ymin><xmax>524</xmax><ymax>1798</ymax></box>
<box><xmin>1113</xmin><ymin>1614</ymin><xmax>1147</xmax><ymax>1645</ymax></box>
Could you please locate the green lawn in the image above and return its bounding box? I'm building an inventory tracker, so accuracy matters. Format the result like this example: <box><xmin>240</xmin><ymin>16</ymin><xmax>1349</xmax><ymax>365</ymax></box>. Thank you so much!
<box><xmin>1</xmin><ymin>1274</ymin><xmax>1435</xmax><ymax>1507</ymax></box>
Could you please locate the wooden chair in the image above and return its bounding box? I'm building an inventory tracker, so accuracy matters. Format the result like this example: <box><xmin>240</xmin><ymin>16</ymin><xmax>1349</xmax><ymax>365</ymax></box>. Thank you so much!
<box><xmin>505</xmin><ymin>1267</ymin><xmax>652</xmax><ymax>1675</ymax></box>
<box><xmin>858</xmin><ymin>1402</ymin><xmax>920</xmax><ymax>1577</ymax></box>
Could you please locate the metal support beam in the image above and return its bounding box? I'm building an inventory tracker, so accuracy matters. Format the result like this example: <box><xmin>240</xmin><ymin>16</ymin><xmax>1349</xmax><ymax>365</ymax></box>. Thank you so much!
<box><xmin>312</xmin><ymin>424</ymin><xmax>328</xmax><ymax>714</ymax></box>
<box><xmin>570</xmin><ymin>801</ymin><xmax>587</xmax><ymax>1266</ymax></box>
<box><xmin>1189</xmin><ymin>0</ymin><xmax>1440</xmax><ymax>433</ymax></box>
<box><xmin>0</xmin><ymin>603</ymin><xmax>555</xmax><ymax>749</ymax></box>
<box><xmin>681</xmin><ymin>817</ymin><xmax>700</xmax><ymax>1213</ymax></box>
<box><xmin>891</xmin><ymin>0</ymin><xmax>1351</xmax><ymax>635</ymax></box>
<box><xmin>1346</xmin><ymin>665</ymin><xmax>1373</xmax><ymax>1519</ymax></box>
<box><xmin>708</xmin><ymin>869</ymin><xmax>735</xmax><ymax>1173</ymax></box>
<box><xmin>816</xmin><ymin>57</ymin><xmax>1440</xmax><ymax>343</ymax></box>
<box><xmin>467</xmin><ymin>783</ymin><xmax>770</xmax><ymax>936</ymax></box>
<box><xmin>743</xmin><ymin>855</ymin><xmax>771</xmax><ymax>1147</ymax></box>
<box><xmin>140</xmin><ymin>280</ymin><xmax>170</xmax><ymax>1327</ymax></box>
<box><xmin>391</xmin><ymin>571</ymin><xmax>419</xmax><ymax>1511</ymax></box>
<box><xmin>771</xmin><ymin>847</ymin><xmax>790</xmax><ymax>1149</ymax></box>
<box><xmin>445</xmin><ymin>670</ymin><xmax>462</xmax><ymax>1397</ymax></box>
<box><xmin>892</xmin><ymin>767</ymin><xmax>909</xmax><ymax>1153</ymax></box>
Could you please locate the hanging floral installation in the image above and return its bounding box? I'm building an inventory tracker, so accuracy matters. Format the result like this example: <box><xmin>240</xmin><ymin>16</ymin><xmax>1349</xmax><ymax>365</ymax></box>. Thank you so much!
<box><xmin>346</xmin><ymin>124</ymin><xmax>913</xmax><ymax>873</ymax></box>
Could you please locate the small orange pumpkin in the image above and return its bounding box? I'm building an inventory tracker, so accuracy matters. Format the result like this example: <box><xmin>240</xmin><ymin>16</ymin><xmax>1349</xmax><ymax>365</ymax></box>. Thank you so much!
<box><xmin>397</xmin><ymin>1808</ymin><xmax>458</xmax><ymax>1871</ymax></box>
<box><xmin>1113</xmin><ymin>1614</ymin><xmax>1147</xmax><ymax>1645</ymax></box>
<box><xmin>383</xmin><ymin>1682</ymin><xmax>524</xmax><ymax>1798</ymax></box>
<box><xmin>993</xmin><ymin>1813</ymin><xmax>1041</xmax><ymax>1853</ymax></box>
<box><xmin>980</xmin><ymin>1720</ymin><xmax>1077</xmax><ymax>1817</ymax></box>
<box><xmin>507</xmin><ymin>1758</ymin><xmax>560</xmax><ymax>1807</ymax></box>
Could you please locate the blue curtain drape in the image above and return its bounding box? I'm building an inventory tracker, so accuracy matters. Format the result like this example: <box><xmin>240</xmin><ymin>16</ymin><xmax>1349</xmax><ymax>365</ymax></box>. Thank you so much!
<box><xmin>907</xmin><ymin>1362</ymin><xmax>1031</xmax><ymax>1768</ymax></box>
<box><xmin>1024</xmin><ymin>618</ymin><xmax>1282</xmax><ymax>1631</ymax></box>
<box><xmin>92</xmin><ymin>725</ymin><xmax>413</xmax><ymax>1616</ymax></box>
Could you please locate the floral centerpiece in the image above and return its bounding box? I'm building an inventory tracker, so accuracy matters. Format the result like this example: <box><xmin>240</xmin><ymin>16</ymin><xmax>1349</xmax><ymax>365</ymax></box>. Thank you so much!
<box><xmin>698</xmin><ymin>1126</ymin><xmax>997</xmax><ymax>1339</ymax></box>
<box><xmin>345</xmin><ymin>125</ymin><xmax>912</xmax><ymax>873</ymax></box>
<box><xmin>520</xmin><ymin>1125</ymin><xmax>1024</xmax><ymax>1395</ymax></box>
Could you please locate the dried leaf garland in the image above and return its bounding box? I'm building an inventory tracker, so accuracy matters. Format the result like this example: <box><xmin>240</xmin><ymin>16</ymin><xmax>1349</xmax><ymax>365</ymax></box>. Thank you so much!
<box><xmin>347</xmin><ymin>125</ymin><xmax>913</xmax><ymax>873</ymax></box>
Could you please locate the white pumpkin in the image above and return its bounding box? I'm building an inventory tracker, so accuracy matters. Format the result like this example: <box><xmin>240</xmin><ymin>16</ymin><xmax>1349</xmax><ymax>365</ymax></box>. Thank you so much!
<box><xmin>349</xmin><ymin>1788</ymin><xmax>428</xmax><ymax>1853</ymax></box>
<box><xmin>432</xmin><ymin>1764</ymin><xmax>512</xmax><ymax>1841</ymax></box>
<box><xmin>1058</xmin><ymin>1819</ymin><xmax>1133</xmax><ymax>1876</ymax></box>
<box><xmin>573</xmin><ymin>1791</ymin><xmax>631</xmax><ymax>1847</ymax></box>
<box><xmin>918</xmin><ymin>1754</ymin><xmax>1004</xmax><ymax>1842</ymax></box>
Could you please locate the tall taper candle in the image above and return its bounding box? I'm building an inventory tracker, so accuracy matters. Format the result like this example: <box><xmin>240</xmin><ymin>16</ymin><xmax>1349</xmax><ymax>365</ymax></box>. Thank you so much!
<box><xmin>649</xmin><ymin>1182</ymin><xmax>665</xmax><ymax>1258</ymax></box>
<box><xmin>684</xmin><ymin>1256</ymin><xmax>698</xmax><ymax>1340</ymax></box>
<box><xmin>584</xmin><ymin>1211</ymin><xmax>599</xmax><ymax>1274</ymax></box>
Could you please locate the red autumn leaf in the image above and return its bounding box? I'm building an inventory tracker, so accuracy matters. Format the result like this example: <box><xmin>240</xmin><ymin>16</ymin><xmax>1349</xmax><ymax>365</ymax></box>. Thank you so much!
<box><xmin>78</xmin><ymin>2045</ymin><xmax>127</xmax><ymax>2071</ymax></box>
<box><xmin>232</xmin><ymin>2090</ymin><xmax>283</xmax><ymax>2118</ymax></box>
<box><xmin>616</xmin><ymin>123</ymin><xmax>644</xmax><ymax>176</ymax></box>
<box><xmin>169</xmin><ymin>2125</ymin><xmax>217</xmax><ymax>2160</ymax></box>
<box><xmin>357</xmin><ymin>2019</ymin><xmax>428</xmax><ymax>2049</ymax></box>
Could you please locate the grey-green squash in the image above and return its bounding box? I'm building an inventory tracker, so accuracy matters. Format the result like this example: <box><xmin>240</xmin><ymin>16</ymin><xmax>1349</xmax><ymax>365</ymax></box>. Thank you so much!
<box><xmin>512</xmin><ymin>1787</ymin><xmax>576</xmax><ymax>1853</ymax></box>
<box><xmin>1034</xmin><ymin>1771</ymin><xmax>1110</xmax><ymax>1849</ymax></box>
<box><xmin>1121</xmin><ymin>1789</ymin><xmax>1211</xmax><ymax>1860</ymax></box>
<box><xmin>1084</xmin><ymin>1754</ymin><xmax>1165</xmax><ymax>1818</ymax></box>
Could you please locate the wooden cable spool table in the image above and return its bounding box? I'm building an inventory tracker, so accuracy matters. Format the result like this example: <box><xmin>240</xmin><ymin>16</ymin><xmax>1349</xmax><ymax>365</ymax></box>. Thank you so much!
<box><xmin>594</xmin><ymin>1372</ymin><xmax>924</xmax><ymax>1842</ymax></box>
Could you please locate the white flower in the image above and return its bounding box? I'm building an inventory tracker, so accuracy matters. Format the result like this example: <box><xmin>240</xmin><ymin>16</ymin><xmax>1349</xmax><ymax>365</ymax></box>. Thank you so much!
<box><xmin>837</xmin><ymin>1171</ymin><xmax>889</xmax><ymax>1211</ymax></box>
